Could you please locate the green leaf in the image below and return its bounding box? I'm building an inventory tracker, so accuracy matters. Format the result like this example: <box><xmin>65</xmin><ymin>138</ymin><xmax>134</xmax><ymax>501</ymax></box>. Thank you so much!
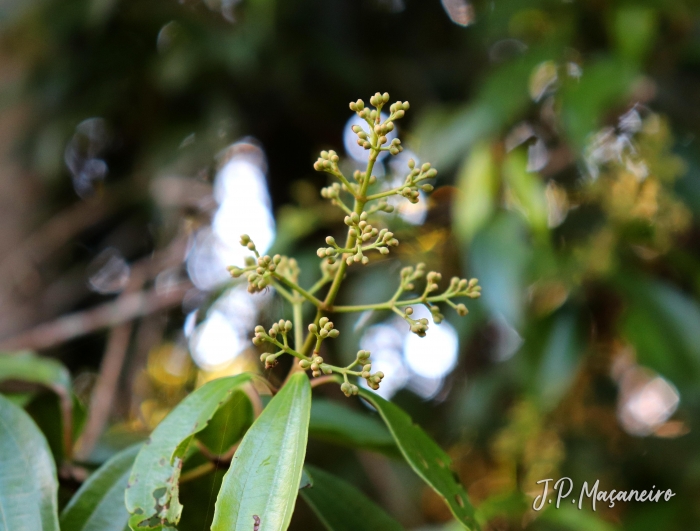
<box><xmin>535</xmin><ymin>309</ymin><xmax>582</xmax><ymax>408</ymax></box>
<box><xmin>453</xmin><ymin>142</ymin><xmax>498</xmax><ymax>245</ymax></box>
<box><xmin>470</xmin><ymin>211</ymin><xmax>531</xmax><ymax>328</ymax></box>
<box><xmin>0</xmin><ymin>351</ymin><xmax>74</xmax><ymax>457</ymax></box>
<box><xmin>356</xmin><ymin>388</ymin><xmax>477</xmax><ymax>530</ymax></box>
<box><xmin>125</xmin><ymin>373</ymin><xmax>252</xmax><ymax>530</ymax></box>
<box><xmin>211</xmin><ymin>373</ymin><xmax>311</xmax><ymax>531</ymax></box>
<box><xmin>309</xmin><ymin>398</ymin><xmax>397</xmax><ymax>456</ymax></box>
<box><xmin>0</xmin><ymin>393</ymin><xmax>60</xmax><ymax>531</ymax></box>
<box><xmin>300</xmin><ymin>465</ymin><xmax>404</xmax><ymax>531</ymax></box>
<box><xmin>196</xmin><ymin>388</ymin><xmax>254</xmax><ymax>456</ymax></box>
<box><xmin>502</xmin><ymin>150</ymin><xmax>548</xmax><ymax>236</ymax></box>
<box><xmin>60</xmin><ymin>444</ymin><xmax>141</xmax><ymax>531</ymax></box>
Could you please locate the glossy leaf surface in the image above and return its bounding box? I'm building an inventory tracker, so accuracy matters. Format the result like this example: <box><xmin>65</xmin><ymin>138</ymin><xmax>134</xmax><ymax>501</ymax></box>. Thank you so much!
<box><xmin>211</xmin><ymin>373</ymin><xmax>311</xmax><ymax>531</ymax></box>
<box><xmin>357</xmin><ymin>388</ymin><xmax>477</xmax><ymax>530</ymax></box>
<box><xmin>60</xmin><ymin>444</ymin><xmax>140</xmax><ymax>531</ymax></box>
<box><xmin>0</xmin><ymin>393</ymin><xmax>60</xmax><ymax>531</ymax></box>
<box><xmin>125</xmin><ymin>373</ymin><xmax>252</xmax><ymax>530</ymax></box>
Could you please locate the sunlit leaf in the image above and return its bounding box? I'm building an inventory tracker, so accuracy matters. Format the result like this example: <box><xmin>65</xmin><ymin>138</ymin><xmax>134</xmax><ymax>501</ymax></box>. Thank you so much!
<box><xmin>356</xmin><ymin>388</ymin><xmax>477</xmax><ymax>530</ymax></box>
<box><xmin>211</xmin><ymin>373</ymin><xmax>311</xmax><ymax>531</ymax></box>
<box><xmin>300</xmin><ymin>465</ymin><xmax>404</xmax><ymax>531</ymax></box>
<box><xmin>0</xmin><ymin>393</ymin><xmax>60</xmax><ymax>531</ymax></box>
<box><xmin>453</xmin><ymin>142</ymin><xmax>498</xmax><ymax>244</ymax></box>
<box><xmin>503</xmin><ymin>150</ymin><xmax>549</xmax><ymax>235</ymax></box>
<box><xmin>60</xmin><ymin>445</ymin><xmax>140</xmax><ymax>531</ymax></box>
<box><xmin>125</xmin><ymin>373</ymin><xmax>252</xmax><ymax>531</ymax></box>
<box><xmin>309</xmin><ymin>399</ymin><xmax>397</xmax><ymax>456</ymax></box>
<box><xmin>612</xmin><ymin>7</ymin><xmax>657</xmax><ymax>64</ymax></box>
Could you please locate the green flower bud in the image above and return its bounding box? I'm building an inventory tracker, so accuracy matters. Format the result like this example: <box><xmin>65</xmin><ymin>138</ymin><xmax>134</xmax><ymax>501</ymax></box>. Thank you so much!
<box><xmin>299</xmin><ymin>360</ymin><xmax>311</xmax><ymax>369</ymax></box>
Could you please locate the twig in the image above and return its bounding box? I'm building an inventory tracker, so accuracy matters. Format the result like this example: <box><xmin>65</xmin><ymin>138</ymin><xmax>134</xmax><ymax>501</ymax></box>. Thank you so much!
<box><xmin>0</xmin><ymin>281</ymin><xmax>192</xmax><ymax>350</ymax></box>
<box><xmin>73</xmin><ymin>322</ymin><xmax>133</xmax><ymax>461</ymax></box>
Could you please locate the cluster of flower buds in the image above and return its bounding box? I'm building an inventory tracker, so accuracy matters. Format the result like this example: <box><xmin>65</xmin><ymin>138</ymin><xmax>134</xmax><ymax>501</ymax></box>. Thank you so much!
<box><xmin>355</xmin><ymin>350</ymin><xmax>385</xmax><ymax>391</ymax></box>
<box><xmin>308</xmin><ymin>317</ymin><xmax>340</xmax><ymax>341</ymax></box>
<box><xmin>313</xmin><ymin>150</ymin><xmax>342</xmax><ymax>174</ymax></box>
<box><xmin>248</xmin><ymin>255</ymin><xmax>281</xmax><ymax>293</ymax></box>
<box><xmin>298</xmin><ymin>355</ymin><xmax>333</xmax><ymax>378</ymax></box>
<box><xmin>252</xmin><ymin>320</ymin><xmax>293</xmax><ymax>368</ymax></box>
<box><xmin>317</xmin><ymin>212</ymin><xmax>398</xmax><ymax>265</ymax></box>
<box><xmin>351</xmin><ymin>169</ymin><xmax>377</xmax><ymax>187</ymax></box>
<box><xmin>403</xmin><ymin>307</ymin><xmax>430</xmax><ymax>337</ymax></box>
<box><xmin>399</xmin><ymin>262</ymin><xmax>427</xmax><ymax>291</ymax></box>
<box><xmin>397</xmin><ymin>159</ymin><xmax>438</xmax><ymax>204</ymax></box>
<box><xmin>366</xmin><ymin>199</ymin><xmax>395</xmax><ymax>215</ymax></box>
<box><xmin>444</xmin><ymin>276</ymin><xmax>481</xmax><ymax>300</ymax></box>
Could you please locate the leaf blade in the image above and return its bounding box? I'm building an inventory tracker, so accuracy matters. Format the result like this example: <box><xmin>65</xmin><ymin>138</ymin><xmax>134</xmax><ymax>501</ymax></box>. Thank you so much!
<box><xmin>60</xmin><ymin>444</ymin><xmax>141</xmax><ymax>531</ymax></box>
<box><xmin>309</xmin><ymin>398</ymin><xmax>397</xmax><ymax>456</ymax></box>
<box><xmin>211</xmin><ymin>372</ymin><xmax>311</xmax><ymax>531</ymax></box>
<box><xmin>300</xmin><ymin>465</ymin><xmax>404</xmax><ymax>531</ymax></box>
<box><xmin>356</xmin><ymin>388</ymin><xmax>477</xmax><ymax>530</ymax></box>
<box><xmin>125</xmin><ymin>373</ymin><xmax>252</xmax><ymax>530</ymax></box>
<box><xmin>0</xmin><ymin>393</ymin><xmax>60</xmax><ymax>531</ymax></box>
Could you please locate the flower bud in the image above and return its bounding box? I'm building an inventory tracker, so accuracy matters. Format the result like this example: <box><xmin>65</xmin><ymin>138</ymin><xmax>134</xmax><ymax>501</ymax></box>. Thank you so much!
<box><xmin>328</xmin><ymin>329</ymin><xmax>339</xmax><ymax>338</ymax></box>
<box><xmin>299</xmin><ymin>360</ymin><xmax>311</xmax><ymax>369</ymax></box>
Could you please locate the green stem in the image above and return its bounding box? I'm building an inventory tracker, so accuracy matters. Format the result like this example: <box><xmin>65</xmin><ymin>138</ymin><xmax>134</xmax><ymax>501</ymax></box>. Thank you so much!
<box><xmin>272</xmin><ymin>272</ymin><xmax>323</xmax><ymax>308</ymax></box>
<box><xmin>292</xmin><ymin>300</ymin><xmax>303</xmax><ymax>350</ymax></box>
<box><xmin>330</xmin><ymin>294</ymin><xmax>453</xmax><ymax>313</ymax></box>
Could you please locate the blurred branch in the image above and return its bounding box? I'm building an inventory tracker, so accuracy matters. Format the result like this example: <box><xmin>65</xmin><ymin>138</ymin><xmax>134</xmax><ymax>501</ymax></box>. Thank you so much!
<box><xmin>0</xmin><ymin>185</ymin><xmax>137</xmax><ymax>296</ymax></box>
<box><xmin>74</xmin><ymin>322</ymin><xmax>133</xmax><ymax>461</ymax></box>
<box><xmin>0</xmin><ymin>281</ymin><xmax>191</xmax><ymax>350</ymax></box>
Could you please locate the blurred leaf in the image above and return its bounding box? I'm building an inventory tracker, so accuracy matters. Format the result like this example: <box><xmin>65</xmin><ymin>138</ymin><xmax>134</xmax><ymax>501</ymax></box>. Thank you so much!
<box><xmin>211</xmin><ymin>373</ymin><xmax>311</xmax><ymax>531</ymax></box>
<box><xmin>620</xmin><ymin>277</ymin><xmax>700</xmax><ymax>385</ymax></box>
<box><xmin>195</xmin><ymin>388</ymin><xmax>254</xmax><ymax>457</ymax></box>
<box><xmin>535</xmin><ymin>308</ymin><xmax>582</xmax><ymax>408</ymax></box>
<box><xmin>469</xmin><ymin>211</ymin><xmax>531</xmax><ymax>328</ymax></box>
<box><xmin>125</xmin><ymin>373</ymin><xmax>252</xmax><ymax>531</ymax></box>
<box><xmin>560</xmin><ymin>58</ymin><xmax>636</xmax><ymax>149</ymax></box>
<box><xmin>0</xmin><ymin>351</ymin><xmax>74</xmax><ymax>459</ymax></box>
<box><xmin>503</xmin><ymin>150</ymin><xmax>549</xmax><ymax>236</ymax></box>
<box><xmin>300</xmin><ymin>465</ymin><xmax>404</xmax><ymax>531</ymax></box>
<box><xmin>417</xmin><ymin>46</ymin><xmax>557</xmax><ymax>169</ymax></box>
<box><xmin>0</xmin><ymin>393</ymin><xmax>60</xmax><ymax>531</ymax></box>
<box><xmin>453</xmin><ymin>142</ymin><xmax>499</xmax><ymax>244</ymax></box>
<box><xmin>60</xmin><ymin>445</ymin><xmax>140</xmax><ymax>531</ymax></box>
<box><xmin>611</xmin><ymin>7</ymin><xmax>657</xmax><ymax>64</ymax></box>
<box><xmin>309</xmin><ymin>398</ymin><xmax>397</xmax><ymax>456</ymax></box>
<box><xmin>357</xmin><ymin>388</ymin><xmax>477</xmax><ymax>530</ymax></box>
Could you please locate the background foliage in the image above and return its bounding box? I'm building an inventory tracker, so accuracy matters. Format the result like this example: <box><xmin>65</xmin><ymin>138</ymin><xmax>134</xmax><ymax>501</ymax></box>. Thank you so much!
<box><xmin>2</xmin><ymin>0</ymin><xmax>700</xmax><ymax>529</ymax></box>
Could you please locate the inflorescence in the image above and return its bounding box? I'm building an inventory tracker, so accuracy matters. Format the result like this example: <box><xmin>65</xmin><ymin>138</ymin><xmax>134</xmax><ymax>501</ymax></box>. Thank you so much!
<box><xmin>227</xmin><ymin>93</ymin><xmax>481</xmax><ymax>397</ymax></box>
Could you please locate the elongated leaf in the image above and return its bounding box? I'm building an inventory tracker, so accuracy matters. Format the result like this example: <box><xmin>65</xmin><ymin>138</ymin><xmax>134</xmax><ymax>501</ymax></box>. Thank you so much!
<box><xmin>301</xmin><ymin>465</ymin><xmax>404</xmax><ymax>531</ymax></box>
<box><xmin>309</xmin><ymin>399</ymin><xmax>397</xmax><ymax>456</ymax></box>
<box><xmin>211</xmin><ymin>373</ymin><xmax>311</xmax><ymax>531</ymax></box>
<box><xmin>61</xmin><ymin>445</ymin><xmax>140</xmax><ymax>531</ymax></box>
<box><xmin>0</xmin><ymin>351</ymin><xmax>74</xmax><ymax>457</ymax></box>
<box><xmin>357</xmin><ymin>388</ymin><xmax>477</xmax><ymax>530</ymax></box>
<box><xmin>125</xmin><ymin>373</ymin><xmax>252</xmax><ymax>530</ymax></box>
<box><xmin>453</xmin><ymin>142</ymin><xmax>498</xmax><ymax>245</ymax></box>
<box><xmin>0</xmin><ymin>393</ymin><xmax>60</xmax><ymax>531</ymax></box>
